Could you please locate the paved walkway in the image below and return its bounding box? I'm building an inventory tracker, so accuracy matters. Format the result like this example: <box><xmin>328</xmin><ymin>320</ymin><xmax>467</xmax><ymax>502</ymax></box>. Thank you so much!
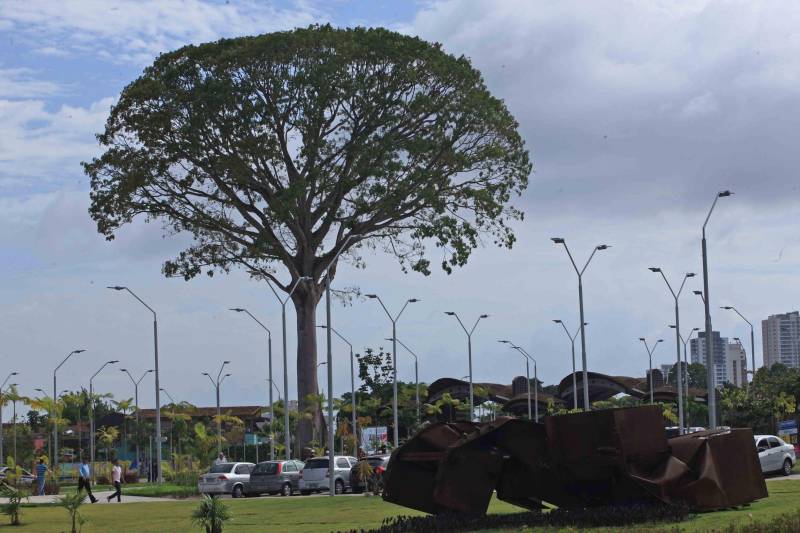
<box><xmin>0</xmin><ymin>490</ymin><xmax>174</xmax><ymax>505</ymax></box>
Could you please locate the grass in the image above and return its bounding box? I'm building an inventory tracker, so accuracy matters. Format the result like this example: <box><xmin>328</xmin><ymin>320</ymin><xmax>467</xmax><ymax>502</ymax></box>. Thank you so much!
<box><xmin>124</xmin><ymin>483</ymin><xmax>198</xmax><ymax>498</ymax></box>
<box><xmin>0</xmin><ymin>479</ymin><xmax>796</xmax><ymax>532</ymax></box>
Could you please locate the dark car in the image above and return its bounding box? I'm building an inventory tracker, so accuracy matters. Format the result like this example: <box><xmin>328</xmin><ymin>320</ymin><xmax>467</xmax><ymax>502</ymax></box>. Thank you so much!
<box><xmin>245</xmin><ymin>460</ymin><xmax>304</xmax><ymax>497</ymax></box>
<box><xmin>349</xmin><ymin>455</ymin><xmax>390</xmax><ymax>494</ymax></box>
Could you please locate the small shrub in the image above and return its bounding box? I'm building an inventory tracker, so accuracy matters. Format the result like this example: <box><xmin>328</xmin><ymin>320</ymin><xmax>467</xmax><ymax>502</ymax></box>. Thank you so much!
<box><xmin>58</xmin><ymin>492</ymin><xmax>87</xmax><ymax>533</ymax></box>
<box><xmin>191</xmin><ymin>495</ymin><xmax>231</xmax><ymax>533</ymax></box>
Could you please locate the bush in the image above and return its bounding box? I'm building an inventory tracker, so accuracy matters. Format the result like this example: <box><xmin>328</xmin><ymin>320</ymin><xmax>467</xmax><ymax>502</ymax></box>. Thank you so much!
<box><xmin>191</xmin><ymin>495</ymin><xmax>231</xmax><ymax>533</ymax></box>
<box><xmin>718</xmin><ymin>509</ymin><xmax>800</xmax><ymax>532</ymax></box>
<box><xmin>0</xmin><ymin>482</ymin><xmax>27</xmax><ymax>525</ymax></box>
<box><xmin>340</xmin><ymin>503</ymin><xmax>691</xmax><ymax>533</ymax></box>
<box><xmin>58</xmin><ymin>492</ymin><xmax>87</xmax><ymax>533</ymax></box>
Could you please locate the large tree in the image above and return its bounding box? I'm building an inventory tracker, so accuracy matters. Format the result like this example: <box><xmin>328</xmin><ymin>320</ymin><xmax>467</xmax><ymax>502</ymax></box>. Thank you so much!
<box><xmin>86</xmin><ymin>25</ymin><xmax>531</xmax><ymax>451</ymax></box>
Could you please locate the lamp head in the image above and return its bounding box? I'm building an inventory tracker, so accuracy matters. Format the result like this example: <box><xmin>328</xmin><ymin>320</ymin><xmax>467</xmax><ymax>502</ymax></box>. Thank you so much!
<box><xmin>686</xmin><ymin>272</ymin><xmax>696</xmax><ymax>278</ymax></box>
<box><xmin>596</xmin><ymin>244</ymin><xmax>610</xmax><ymax>250</ymax></box>
<box><xmin>10</xmin><ymin>371</ymin><xmax>18</xmax><ymax>376</ymax></box>
<box><xmin>223</xmin><ymin>360</ymin><xmax>230</xmax><ymax>365</ymax></box>
<box><xmin>230</xmin><ymin>308</ymin><xmax>244</xmax><ymax>312</ymax></box>
<box><xmin>721</xmin><ymin>306</ymin><xmax>732</xmax><ymax>310</ymax></box>
<box><xmin>120</xmin><ymin>368</ymin><xmax>127</xmax><ymax>372</ymax></box>
<box><xmin>734</xmin><ymin>337</ymin><xmax>741</xmax><ymax>341</ymax></box>
<box><xmin>668</xmin><ymin>325</ymin><xmax>676</xmax><ymax>329</ymax></box>
<box><xmin>498</xmin><ymin>340</ymin><xmax>510</xmax><ymax>344</ymax></box>
<box><xmin>107</xmin><ymin>286</ymin><xmax>126</xmax><ymax>291</ymax></box>
<box><xmin>692</xmin><ymin>327</ymin><xmax>700</xmax><ymax>331</ymax></box>
<box><xmin>408</xmin><ymin>298</ymin><xmax>420</xmax><ymax>303</ymax></box>
<box><xmin>648</xmin><ymin>267</ymin><xmax>661</xmax><ymax>272</ymax></box>
<box><xmin>693</xmin><ymin>290</ymin><xmax>703</xmax><ymax>296</ymax></box>
<box><xmin>657</xmin><ymin>339</ymin><xmax>664</xmax><ymax>343</ymax></box>
<box><xmin>317</xmin><ymin>325</ymin><xmax>327</xmax><ymax>329</ymax></box>
<box><xmin>202</xmin><ymin>372</ymin><xmax>210</xmax><ymax>376</ymax></box>
<box><xmin>444</xmin><ymin>311</ymin><xmax>455</xmax><ymax>316</ymax></box>
<box><xmin>108</xmin><ymin>360</ymin><xmax>119</xmax><ymax>364</ymax></box>
<box><xmin>74</xmin><ymin>349</ymin><xmax>86</xmax><ymax>354</ymax></box>
<box><xmin>553</xmin><ymin>319</ymin><xmax>562</xmax><ymax>324</ymax></box>
<box><xmin>550</xmin><ymin>237</ymin><xmax>565</xmax><ymax>244</ymax></box>
<box><xmin>479</xmin><ymin>314</ymin><xmax>489</xmax><ymax>319</ymax></box>
<box><xmin>639</xmin><ymin>337</ymin><xmax>646</xmax><ymax>341</ymax></box>
<box><xmin>365</xmin><ymin>294</ymin><xmax>377</xmax><ymax>299</ymax></box>
<box><xmin>718</xmin><ymin>190</ymin><xmax>733</xmax><ymax>197</ymax></box>
<box><xmin>224</xmin><ymin>373</ymin><xmax>231</xmax><ymax>377</ymax></box>
<box><xmin>146</xmin><ymin>369</ymin><xmax>154</xmax><ymax>374</ymax></box>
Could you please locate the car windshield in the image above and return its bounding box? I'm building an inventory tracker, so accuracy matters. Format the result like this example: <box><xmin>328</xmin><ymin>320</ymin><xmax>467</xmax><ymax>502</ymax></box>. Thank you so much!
<box><xmin>304</xmin><ymin>459</ymin><xmax>329</xmax><ymax>469</ymax></box>
<box><xmin>252</xmin><ymin>462</ymin><xmax>279</xmax><ymax>475</ymax></box>
<box><xmin>208</xmin><ymin>463</ymin><xmax>234</xmax><ymax>473</ymax></box>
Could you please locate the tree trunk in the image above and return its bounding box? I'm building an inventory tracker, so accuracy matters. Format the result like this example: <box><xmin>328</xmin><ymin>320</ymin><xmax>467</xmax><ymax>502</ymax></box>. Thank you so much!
<box><xmin>293</xmin><ymin>285</ymin><xmax>323</xmax><ymax>455</ymax></box>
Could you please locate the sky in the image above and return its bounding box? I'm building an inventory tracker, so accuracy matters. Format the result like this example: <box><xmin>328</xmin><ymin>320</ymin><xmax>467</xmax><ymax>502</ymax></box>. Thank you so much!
<box><xmin>1</xmin><ymin>0</ymin><xmax>799</xmax><ymax>417</ymax></box>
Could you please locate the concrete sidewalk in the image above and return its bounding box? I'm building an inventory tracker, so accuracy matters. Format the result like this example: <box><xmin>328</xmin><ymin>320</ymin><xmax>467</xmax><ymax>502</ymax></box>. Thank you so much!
<box><xmin>0</xmin><ymin>489</ymin><xmax>174</xmax><ymax>505</ymax></box>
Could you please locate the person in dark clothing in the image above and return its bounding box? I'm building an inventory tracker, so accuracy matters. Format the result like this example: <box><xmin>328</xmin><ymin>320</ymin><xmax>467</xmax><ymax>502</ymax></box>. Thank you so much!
<box><xmin>77</xmin><ymin>456</ymin><xmax>98</xmax><ymax>503</ymax></box>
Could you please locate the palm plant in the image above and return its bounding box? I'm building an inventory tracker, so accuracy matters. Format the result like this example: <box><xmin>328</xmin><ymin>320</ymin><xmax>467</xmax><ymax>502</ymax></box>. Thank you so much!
<box><xmin>96</xmin><ymin>426</ymin><xmax>119</xmax><ymax>461</ymax></box>
<box><xmin>113</xmin><ymin>398</ymin><xmax>134</xmax><ymax>457</ymax></box>
<box><xmin>58</xmin><ymin>492</ymin><xmax>87</xmax><ymax>533</ymax></box>
<box><xmin>0</xmin><ymin>475</ymin><xmax>26</xmax><ymax>525</ymax></box>
<box><xmin>191</xmin><ymin>495</ymin><xmax>231</xmax><ymax>533</ymax></box>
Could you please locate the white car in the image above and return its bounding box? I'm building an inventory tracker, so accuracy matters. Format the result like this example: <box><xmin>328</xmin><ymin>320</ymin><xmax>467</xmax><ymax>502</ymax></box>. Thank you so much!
<box><xmin>299</xmin><ymin>456</ymin><xmax>357</xmax><ymax>495</ymax></box>
<box><xmin>754</xmin><ymin>435</ymin><xmax>796</xmax><ymax>476</ymax></box>
<box><xmin>197</xmin><ymin>462</ymin><xmax>255</xmax><ymax>498</ymax></box>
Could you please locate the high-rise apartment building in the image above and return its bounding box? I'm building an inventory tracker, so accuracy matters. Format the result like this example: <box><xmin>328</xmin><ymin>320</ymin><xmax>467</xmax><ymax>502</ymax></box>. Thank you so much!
<box><xmin>762</xmin><ymin>311</ymin><xmax>800</xmax><ymax>369</ymax></box>
<box><xmin>726</xmin><ymin>341</ymin><xmax>748</xmax><ymax>386</ymax></box>
<box><xmin>690</xmin><ymin>331</ymin><xmax>727</xmax><ymax>388</ymax></box>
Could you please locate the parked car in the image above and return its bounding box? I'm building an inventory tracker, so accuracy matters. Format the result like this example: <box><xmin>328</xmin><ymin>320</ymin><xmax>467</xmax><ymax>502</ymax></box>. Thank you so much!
<box><xmin>0</xmin><ymin>467</ymin><xmax>35</xmax><ymax>485</ymax></box>
<box><xmin>349</xmin><ymin>454</ymin><xmax>390</xmax><ymax>494</ymax></box>
<box><xmin>197</xmin><ymin>462</ymin><xmax>255</xmax><ymax>498</ymax></box>
<box><xmin>246</xmin><ymin>460</ymin><xmax>304</xmax><ymax>497</ymax></box>
<box><xmin>754</xmin><ymin>435</ymin><xmax>796</xmax><ymax>476</ymax></box>
<box><xmin>299</xmin><ymin>456</ymin><xmax>357</xmax><ymax>495</ymax></box>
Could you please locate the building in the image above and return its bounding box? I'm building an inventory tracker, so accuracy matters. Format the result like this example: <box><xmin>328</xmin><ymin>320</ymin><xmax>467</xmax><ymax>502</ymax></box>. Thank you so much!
<box><xmin>690</xmin><ymin>331</ymin><xmax>727</xmax><ymax>388</ymax></box>
<box><xmin>660</xmin><ymin>364</ymin><xmax>672</xmax><ymax>384</ymax></box>
<box><xmin>762</xmin><ymin>311</ymin><xmax>800</xmax><ymax>369</ymax></box>
<box><xmin>726</xmin><ymin>340</ymin><xmax>748</xmax><ymax>387</ymax></box>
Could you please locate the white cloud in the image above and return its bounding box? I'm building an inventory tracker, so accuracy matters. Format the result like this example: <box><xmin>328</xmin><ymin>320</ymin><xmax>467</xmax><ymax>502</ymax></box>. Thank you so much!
<box><xmin>0</xmin><ymin>68</ymin><xmax>63</xmax><ymax>98</ymax></box>
<box><xmin>1</xmin><ymin>0</ymin><xmax>323</xmax><ymax>65</ymax></box>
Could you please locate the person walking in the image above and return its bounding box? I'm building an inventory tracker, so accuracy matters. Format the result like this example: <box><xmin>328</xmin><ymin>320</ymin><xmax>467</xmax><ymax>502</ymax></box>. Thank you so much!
<box><xmin>106</xmin><ymin>459</ymin><xmax>122</xmax><ymax>503</ymax></box>
<box><xmin>35</xmin><ymin>458</ymin><xmax>47</xmax><ymax>496</ymax></box>
<box><xmin>77</xmin><ymin>456</ymin><xmax>98</xmax><ymax>503</ymax></box>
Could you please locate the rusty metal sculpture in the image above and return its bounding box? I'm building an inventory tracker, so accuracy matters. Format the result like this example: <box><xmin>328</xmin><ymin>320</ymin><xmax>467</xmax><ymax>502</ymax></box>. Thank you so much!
<box><xmin>383</xmin><ymin>406</ymin><xmax>767</xmax><ymax>516</ymax></box>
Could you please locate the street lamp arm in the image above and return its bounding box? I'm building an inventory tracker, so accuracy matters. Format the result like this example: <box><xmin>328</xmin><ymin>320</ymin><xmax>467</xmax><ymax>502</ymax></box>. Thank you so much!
<box><xmin>395</xmin><ymin>300</ymin><xmax>411</xmax><ymax>322</ymax></box>
<box><xmin>731</xmin><ymin>307</ymin><xmax>753</xmax><ymax>328</ymax></box>
<box><xmin>243</xmin><ymin>309</ymin><xmax>272</xmax><ymax>336</ymax></box>
<box><xmin>469</xmin><ymin>315</ymin><xmax>487</xmax><ymax>336</ymax></box>
<box><xmin>371</xmin><ymin>295</ymin><xmax>393</xmax><ymax>322</ymax></box>
<box><xmin>447</xmin><ymin>312</ymin><xmax>469</xmax><ymax>336</ymax></box>
<box><xmin>703</xmin><ymin>196</ymin><xmax>720</xmax><ymax>234</ymax></box>
<box><xmin>55</xmin><ymin>350</ymin><xmax>83</xmax><ymax>374</ymax></box>
<box><xmin>203</xmin><ymin>373</ymin><xmax>216</xmax><ymax>388</ymax></box>
<box><xmin>559</xmin><ymin>241</ymin><xmax>580</xmax><ymax>275</ymax></box>
<box><xmin>658</xmin><ymin>270</ymin><xmax>677</xmax><ymax>299</ymax></box>
<box><xmin>580</xmin><ymin>246</ymin><xmax>599</xmax><ymax>276</ymax></box>
<box><xmin>390</xmin><ymin>337</ymin><xmax>418</xmax><ymax>362</ymax></box>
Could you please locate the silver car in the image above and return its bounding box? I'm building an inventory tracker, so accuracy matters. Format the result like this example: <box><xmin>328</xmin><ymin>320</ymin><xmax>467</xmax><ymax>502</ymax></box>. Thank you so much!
<box><xmin>754</xmin><ymin>435</ymin><xmax>796</xmax><ymax>475</ymax></box>
<box><xmin>246</xmin><ymin>460</ymin><xmax>304</xmax><ymax>497</ymax></box>
<box><xmin>198</xmin><ymin>462</ymin><xmax>255</xmax><ymax>498</ymax></box>
<box><xmin>0</xmin><ymin>467</ymin><xmax>34</xmax><ymax>486</ymax></box>
<box><xmin>299</xmin><ymin>456</ymin><xmax>358</xmax><ymax>495</ymax></box>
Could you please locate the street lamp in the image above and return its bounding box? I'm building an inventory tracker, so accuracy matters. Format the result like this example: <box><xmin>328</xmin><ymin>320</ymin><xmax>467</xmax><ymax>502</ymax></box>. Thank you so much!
<box><xmin>202</xmin><ymin>361</ymin><xmax>231</xmax><ymax>455</ymax></box>
<box><xmin>265</xmin><ymin>276</ymin><xmax>311</xmax><ymax>460</ymax></box>
<box><xmin>444</xmin><ymin>312</ymin><xmax>488</xmax><ymax>422</ymax></box>
<box><xmin>121</xmin><ymin>368</ymin><xmax>153</xmax><ymax>473</ymax></box>
<box><xmin>551</xmin><ymin>238</ymin><xmax>610</xmax><ymax>410</ymax></box>
<box><xmin>386</xmin><ymin>337</ymin><xmax>420</xmax><ymax>426</ymax></box>
<box><xmin>499</xmin><ymin>342</ymin><xmax>538</xmax><ymax>421</ymax></box>
<box><xmin>108</xmin><ymin>285</ymin><xmax>163</xmax><ymax>483</ymax></box>
<box><xmin>159</xmin><ymin>388</ymin><xmax>177</xmax><ymax>467</ymax></box>
<box><xmin>231</xmin><ymin>308</ymin><xmax>275</xmax><ymax>461</ymax></box>
<box><xmin>366</xmin><ymin>294</ymin><xmax>419</xmax><ymax>447</ymax></box>
<box><xmin>320</xmin><ymin>325</ymin><xmax>358</xmax><ymax>453</ymax></box>
<box><xmin>639</xmin><ymin>338</ymin><xmax>664</xmax><ymax>404</ymax></box>
<box><xmin>721</xmin><ymin>306</ymin><xmax>756</xmax><ymax>385</ymax></box>
<box><xmin>649</xmin><ymin>268</ymin><xmax>695</xmax><ymax>434</ymax></box>
<box><xmin>699</xmin><ymin>190</ymin><xmax>732</xmax><ymax>429</ymax></box>
<box><xmin>1</xmin><ymin>383</ymin><xmax>19</xmax><ymax>468</ymax></box>
<box><xmin>668</xmin><ymin>325</ymin><xmax>699</xmax><ymax>400</ymax></box>
<box><xmin>89</xmin><ymin>360</ymin><xmax>118</xmax><ymax>476</ymax></box>
<box><xmin>0</xmin><ymin>371</ymin><xmax>18</xmax><ymax>463</ymax></box>
<box><xmin>54</xmin><ymin>350</ymin><xmax>84</xmax><ymax>469</ymax></box>
<box><xmin>553</xmin><ymin>320</ymin><xmax>587</xmax><ymax>410</ymax></box>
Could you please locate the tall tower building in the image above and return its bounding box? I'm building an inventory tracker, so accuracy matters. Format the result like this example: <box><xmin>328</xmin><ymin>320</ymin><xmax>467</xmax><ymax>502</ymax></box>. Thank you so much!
<box><xmin>762</xmin><ymin>311</ymin><xmax>800</xmax><ymax>369</ymax></box>
<box><xmin>726</xmin><ymin>341</ymin><xmax>748</xmax><ymax>386</ymax></box>
<box><xmin>690</xmin><ymin>331</ymin><xmax>727</xmax><ymax>388</ymax></box>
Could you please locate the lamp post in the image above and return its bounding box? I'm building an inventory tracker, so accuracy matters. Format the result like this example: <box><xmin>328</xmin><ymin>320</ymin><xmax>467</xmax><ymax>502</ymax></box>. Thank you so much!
<box><xmin>639</xmin><ymin>338</ymin><xmax>664</xmax><ymax>404</ymax></box>
<box><xmin>0</xmin><ymin>372</ymin><xmax>18</xmax><ymax>464</ymax></box>
<box><xmin>387</xmin><ymin>337</ymin><xmax>420</xmax><ymax>426</ymax></box>
<box><xmin>649</xmin><ymin>268</ymin><xmax>694</xmax><ymax>434</ymax></box>
<box><xmin>320</xmin><ymin>326</ymin><xmax>358</xmax><ymax>453</ymax></box>
<box><xmin>668</xmin><ymin>325</ymin><xmax>699</xmax><ymax>401</ymax></box>
<box><xmin>6</xmin><ymin>384</ymin><xmax>19</xmax><ymax>468</ymax></box>
<box><xmin>721</xmin><ymin>306</ymin><xmax>756</xmax><ymax>385</ymax></box>
<box><xmin>266</xmin><ymin>276</ymin><xmax>311</xmax><ymax>460</ymax></box>
<box><xmin>500</xmin><ymin>342</ymin><xmax>538</xmax><ymax>421</ymax></box>
<box><xmin>108</xmin><ymin>285</ymin><xmax>163</xmax><ymax>483</ymax></box>
<box><xmin>202</xmin><ymin>361</ymin><xmax>231</xmax><ymax>455</ymax></box>
<box><xmin>231</xmin><ymin>308</ymin><xmax>275</xmax><ymax>460</ymax></box>
<box><xmin>444</xmin><ymin>312</ymin><xmax>488</xmax><ymax>422</ymax></box>
<box><xmin>699</xmin><ymin>190</ymin><xmax>732</xmax><ymax>429</ymax></box>
<box><xmin>498</xmin><ymin>341</ymin><xmax>531</xmax><ymax>419</ymax></box>
<box><xmin>121</xmin><ymin>368</ymin><xmax>153</xmax><ymax>474</ymax></box>
<box><xmin>551</xmin><ymin>238</ymin><xmax>610</xmax><ymax>410</ymax></box>
<box><xmin>366</xmin><ymin>294</ymin><xmax>419</xmax><ymax>447</ymax></box>
<box><xmin>159</xmin><ymin>388</ymin><xmax>177</xmax><ymax>465</ymax></box>
<box><xmin>89</xmin><ymin>360</ymin><xmax>118</xmax><ymax>476</ymax></box>
<box><xmin>53</xmin><ymin>350</ymin><xmax>84</xmax><ymax>469</ymax></box>
<box><xmin>553</xmin><ymin>320</ymin><xmax>586</xmax><ymax>410</ymax></box>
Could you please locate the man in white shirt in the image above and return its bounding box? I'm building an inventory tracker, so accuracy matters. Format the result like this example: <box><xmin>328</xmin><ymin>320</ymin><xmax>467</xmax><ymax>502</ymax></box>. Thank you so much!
<box><xmin>213</xmin><ymin>452</ymin><xmax>227</xmax><ymax>465</ymax></box>
<box><xmin>106</xmin><ymin>459</ymin><xmax>123</xmax><ymax>503</ymax></box>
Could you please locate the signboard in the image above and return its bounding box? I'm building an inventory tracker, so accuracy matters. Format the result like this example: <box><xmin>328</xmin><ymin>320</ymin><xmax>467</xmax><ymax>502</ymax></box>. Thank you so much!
<box><xmin>778</xmin><ymin>420</ymin><xmax>797</xmax><ymax>436</ymax></box>
<box><xmin>244</xmin><ymin>433</ymin><xmax>266</xmax><ymax>445</ymax></box>
<box><xmin>361</xmin><ymin>426</ymin><xmax>388</xmax><ymax>452</ymax></box>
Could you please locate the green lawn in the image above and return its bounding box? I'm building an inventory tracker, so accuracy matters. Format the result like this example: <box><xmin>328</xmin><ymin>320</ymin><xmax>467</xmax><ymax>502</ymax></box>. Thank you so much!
<box><xmin>2</xmin><ymin>479</ymin><xmax>798</xmax><ymax>532</ymax></box>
